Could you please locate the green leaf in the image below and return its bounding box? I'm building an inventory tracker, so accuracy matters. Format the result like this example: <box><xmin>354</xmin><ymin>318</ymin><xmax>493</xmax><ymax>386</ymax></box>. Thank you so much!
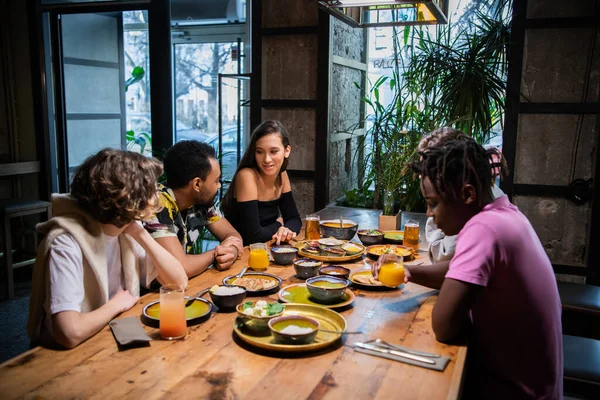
<box><xmin>403</xmin><ymin>25</ymin><xmax>410</xmax><ymax>46</ymax></box>
<box><xmin>267</xmin><ymin>302</ymin><xmax>284</xmax><ymax>316</ymax></box>
<box><xmin>242</xmin><ymin>301</ymin><xmax>253</xmax><ymax>311</ymax></box>
<box><xmin>126</xmin><ymin>130</ymin><xmax>135</xmax><ymax>140</ymax></box>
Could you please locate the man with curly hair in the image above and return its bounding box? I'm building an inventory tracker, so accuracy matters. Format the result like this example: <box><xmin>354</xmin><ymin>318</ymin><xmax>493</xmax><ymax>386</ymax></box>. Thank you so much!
<box><xmin>28</xmin><ymin>149</ymin><xmax>188</xmax><ymax>349</ymax></box>
<box><xmin>144</xmin><ymin>140</ymin><xmax>243</xmax><ymax>277</ymax></box>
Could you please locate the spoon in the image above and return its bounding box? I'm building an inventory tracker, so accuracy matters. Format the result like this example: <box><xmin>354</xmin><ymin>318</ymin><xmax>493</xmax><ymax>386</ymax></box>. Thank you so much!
<box><xmin>185</xmin><ymin>287</ymin><xmax>210</xmax><ymax>307</ymax></box>
<box><xmin>237</xmin><ymin>265</ymin><xmax>248</xmax><ymax>279</ymax></box>
<box><xmin>320</xmin><ymin>329</ymin><xmax>364</xmax><ymax>335</ymax></box>
<box><xmin>339</xmin><ymin>215</ymin><xmax>344</xmax><ymax>228</ymax></box>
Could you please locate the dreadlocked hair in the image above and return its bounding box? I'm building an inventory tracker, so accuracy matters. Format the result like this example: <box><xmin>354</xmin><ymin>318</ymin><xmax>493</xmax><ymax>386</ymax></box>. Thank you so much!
<box><xmin>410</xmin><ymin>134</ymin><xmax>508</xmax><ymax>208</ymax></box>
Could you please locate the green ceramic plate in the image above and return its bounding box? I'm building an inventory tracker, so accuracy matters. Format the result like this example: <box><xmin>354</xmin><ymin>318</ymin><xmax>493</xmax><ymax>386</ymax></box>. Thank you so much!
<box><xmin>278</xmin><ymin>283</ymin><xmax>355</xmax><ymax>309</ymax></box>
<box><xmin>141</xmin><ymin>298</ymin><xmax>212</xmax><ymax>328</ymax></box>
<box><xmin>233</xmin><ymin>303</ymin><xmax>347</xmax><ymax>353</ymax></box>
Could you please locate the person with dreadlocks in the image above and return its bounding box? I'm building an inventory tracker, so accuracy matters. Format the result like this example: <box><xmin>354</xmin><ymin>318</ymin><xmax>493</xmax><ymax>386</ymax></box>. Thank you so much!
<box><xmin>418</xmin><ymin>127</ymin><xmax>505</xmax><ymax>263</ymax></box>
<box><xmin>379</xmin><ymin>133</ymin><xmax>562</xmax><ymax>398</ymax></box>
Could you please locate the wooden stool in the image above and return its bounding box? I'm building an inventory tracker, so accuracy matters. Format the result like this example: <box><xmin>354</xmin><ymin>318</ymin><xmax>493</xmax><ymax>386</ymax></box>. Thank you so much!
<box><xmin>563</xmin><ymin>335</ymin><xmax>600</xmax><ymax>398</ymax></box>
<box><xmin>1</xmin><ymin>199</ymin><xmax>52</xmax><ymax>300</ymax></box>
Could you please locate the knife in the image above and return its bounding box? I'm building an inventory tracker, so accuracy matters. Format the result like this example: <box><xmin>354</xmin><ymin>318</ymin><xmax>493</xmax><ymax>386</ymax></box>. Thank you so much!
<box><xmin>354</xmin><ymin>342</ymin><xmax>436</xmax><ymax>365</ymax></box>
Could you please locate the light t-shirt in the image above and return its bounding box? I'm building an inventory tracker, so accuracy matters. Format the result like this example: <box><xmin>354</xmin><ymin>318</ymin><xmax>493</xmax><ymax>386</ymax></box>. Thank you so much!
<box><xmin>44</xmin><ymin>228</ymin><xmax>157</xmax><ymax>334</ymax></box>
<box><xmin>446</xmin><ymin>195</ymin><xmax>562</xmax><ymax>398</ymax></box>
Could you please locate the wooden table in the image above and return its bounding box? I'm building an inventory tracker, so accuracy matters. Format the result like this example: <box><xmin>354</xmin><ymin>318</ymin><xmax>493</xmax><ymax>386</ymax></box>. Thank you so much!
<box><xmin>0</xmin><ymin>207</ymin><xmax>466</xmax><ymax>399</ymax></box>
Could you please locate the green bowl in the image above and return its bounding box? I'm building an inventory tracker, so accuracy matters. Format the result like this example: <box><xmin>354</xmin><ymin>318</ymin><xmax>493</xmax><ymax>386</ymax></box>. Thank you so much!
<box><xmin>268</xmin><ymin>315</ymin><xmax>319</xmax><ymax>345</ymax></box>
<box><xmin>141</xmin><ymin>298</ymin><xmax>212</xmax><ymax>328</ymax></box>
<box><xmin>236</xmin><ymin>301</ymin><xmax>285</xmax><ymax>333</ymax></box>
<box><xmin>306</xmin><ymin>276</ymin><xmax>350</xmax><ymax>302</ymax></box>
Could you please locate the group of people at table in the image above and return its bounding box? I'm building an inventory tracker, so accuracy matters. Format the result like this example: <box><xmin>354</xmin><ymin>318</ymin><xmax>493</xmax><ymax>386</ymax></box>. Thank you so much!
<box><xmin>24</xmin><ymin>120</ymin><xmax>562</xmax><ymax>399</ymax></box>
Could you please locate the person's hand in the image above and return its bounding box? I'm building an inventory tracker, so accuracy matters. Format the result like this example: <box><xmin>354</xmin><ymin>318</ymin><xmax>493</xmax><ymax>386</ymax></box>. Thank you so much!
<box><xmin>214</xmin><ymin>245</ymin><xmax>237</xmax><ymax>270</ymax></box>
<box><xmin>220</xmin><ymin>236</ymin><xmax>243</xmax><ymax>259</ymax></box>
<box><xmin>272</xmin><ymin>226</ymin><xmax>297</xmax><ymax>245</ymax></box>
<box><xmin>111</xmin><ymin>289</ymin><xmax>139</xmax><ymax>313</ymax></box>
<box><xmin>371</xmin><ymin>255</ymin><xmax>412</xmax><ymax>284</ymax></box>
<box><xmin>123</xmin><ymin>221</ymin><xmax>145</xmax><ymax>239</ymax></box>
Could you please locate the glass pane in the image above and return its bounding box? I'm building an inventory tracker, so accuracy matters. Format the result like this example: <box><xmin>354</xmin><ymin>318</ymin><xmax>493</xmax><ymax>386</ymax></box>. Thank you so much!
<box><xmin>174</xmin><ymin>42</ymin><xmax>242</xmax><ymax>179</ymax></box>
<box><xmin>60</xmin><ymin>11</ymin><xmax>151</xmax><ymax>181</ymax></box>
<box><xmin>123</xmin><ymin>11</ymin><xmax>152</xmax><ymax>155</ymax></box>
<box><xmin>43</xmin><ymin>0</ymin><xmax>130</xmax><ymax>4</ymax></box>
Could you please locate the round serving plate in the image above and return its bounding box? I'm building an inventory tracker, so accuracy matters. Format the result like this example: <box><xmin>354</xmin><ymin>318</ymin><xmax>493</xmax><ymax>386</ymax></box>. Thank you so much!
<box><xmin>222</xmin><ymin>272</ymin><xmax>282</xmax><ymax>296</ymax></box>
<box><xmin>278</xmin><ymin>283</ymin><xmax>355</xmax><ymax>309</ymax></box>
<box><xmin>233</xmin><ymin>303</ymin><xmax>347</xmax><ymax>353</ymax></box>
<box><xmin>365</xmin><ymin>244</ymin><xmax>415</xmax><ymax>261</ymax></box>
<box><xmin>141</xmin><ymin>297</ymin><xmax>212</xmax><ymax>328</ymax></box>
<box><xmin>295</xmin><ymin>240</ymin><xmax>365</xmax><ymax>263</ymax></box>
<box><xmin>349</xmin><ymin>270</ymin><xmax>400</xmax><ymax>290</ymax></box>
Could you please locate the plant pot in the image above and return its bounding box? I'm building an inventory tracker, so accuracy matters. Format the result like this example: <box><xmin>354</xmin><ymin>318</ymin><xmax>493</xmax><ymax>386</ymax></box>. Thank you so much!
<box><xmin>378</xmin><ymin>210</ymin><xmax>401</xmax><ymax>231</ymax></box>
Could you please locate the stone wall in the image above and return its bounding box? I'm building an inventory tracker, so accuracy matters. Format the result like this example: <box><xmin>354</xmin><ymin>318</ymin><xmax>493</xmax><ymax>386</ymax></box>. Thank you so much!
<box><xmin>328</xmin><ymin>18</ymin><xmax>366</xmax><ymax>203</ymax></box>
<box><xmin>511</xmin><ymin>0</ymin><xmax>600</xmax><ymax>282</ymax></box>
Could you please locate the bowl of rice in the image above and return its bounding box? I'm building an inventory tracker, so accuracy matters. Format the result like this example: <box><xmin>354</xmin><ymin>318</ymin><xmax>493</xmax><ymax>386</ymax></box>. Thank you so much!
<box><xmin>293</xmin><ymin>258</ymin><xmax>323</xmax><ymax>279</ymax></box>
<box><xmin>236</xmin><ymin>300</ymin><xmax>285</xmax><ymax>332</ymax></box>
<box><xmin>208</xmin><ymin>285</ymin><xmax>247</xmax><ymax>311</ymax></box>
<box><xmin>270</xmin><ymin>246</ymin><xmax>299</xmax><ymax>265</ymax></box>
<box><xmin>268</xmin><ymin>315</ymin><xmax>319</xmax><ymax>345</ymax></box>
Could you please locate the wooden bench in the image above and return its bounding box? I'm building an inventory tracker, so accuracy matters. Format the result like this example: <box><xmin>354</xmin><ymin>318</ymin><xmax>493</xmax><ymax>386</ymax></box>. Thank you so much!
<box><xmin>0</xmin><ymin>161</ymin><xmax>52</xmax><ymax>300</ymax></box>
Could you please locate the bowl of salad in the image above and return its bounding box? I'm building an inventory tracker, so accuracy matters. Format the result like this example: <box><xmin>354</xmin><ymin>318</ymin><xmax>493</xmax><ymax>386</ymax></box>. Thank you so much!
<box><xmin>236</xmin><ymin>300</ymin><xmax>285</xmax><ymax>332</ymax></box>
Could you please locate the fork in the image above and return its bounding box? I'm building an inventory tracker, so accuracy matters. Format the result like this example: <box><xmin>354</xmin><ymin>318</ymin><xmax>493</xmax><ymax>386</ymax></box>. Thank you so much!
<box><xmin>367</xmin><ymin>338</ymin><xmax>440</xmax><ymax>358</ymax></box>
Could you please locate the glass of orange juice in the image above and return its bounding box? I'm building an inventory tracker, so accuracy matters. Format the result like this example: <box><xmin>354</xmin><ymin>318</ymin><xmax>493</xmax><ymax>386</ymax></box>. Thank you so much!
<box><xmin>248</xmin><ymin>243</ymin><xmax>270</xmax><ymax>271</ymax></box>
<box><xmin>159</xmin><ymin>284</ymin><xmax>187</xmax><ymax>340</ymax></box>
<box><xmin>376</xmin><ymin>253</ymin><xmax>405</xmax><ymax>287</ymax></box>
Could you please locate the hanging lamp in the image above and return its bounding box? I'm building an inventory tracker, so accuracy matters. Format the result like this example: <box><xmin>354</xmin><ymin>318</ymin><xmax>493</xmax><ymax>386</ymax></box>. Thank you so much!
<box><xmin>317</xmin><ymin>0</ymin><xmax>449</xmax><ymax>28</ymax></box>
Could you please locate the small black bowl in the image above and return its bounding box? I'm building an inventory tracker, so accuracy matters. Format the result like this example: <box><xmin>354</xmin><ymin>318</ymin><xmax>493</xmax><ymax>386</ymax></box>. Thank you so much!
<box><xmin>319</xmin><ymin>265</ymin><xmax>351</xmax><ymax>280</ymax></box>
<box><xmin>208</xmin><ymin>285</ymin><xmax>247</xmax><ymax>311</ymax></box>
<box><xmin>357</xmin><ymin>229</ymin><xmax>385</xmax><ymax>245</ymax></box>
<box><xmin>270</xmin><ymin>246</ymin><xmax>299</xmax><ymax>265</ymax></box>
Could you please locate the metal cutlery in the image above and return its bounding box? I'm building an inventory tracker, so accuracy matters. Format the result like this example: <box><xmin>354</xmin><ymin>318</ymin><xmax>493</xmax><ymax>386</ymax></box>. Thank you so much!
<box><xmin>354</xmin><ymin>342</ymin><xmax>436</xmax><ymax>365</ymax></box>
<box><xmin>367</xmin><ymin>338</ymin><xmax>441</xmax><ymax>358</ymax></box>
<box><xmin>184</xmin><ymin>287</ymin><xmax>210</xmax><ymax>307</ymax></box>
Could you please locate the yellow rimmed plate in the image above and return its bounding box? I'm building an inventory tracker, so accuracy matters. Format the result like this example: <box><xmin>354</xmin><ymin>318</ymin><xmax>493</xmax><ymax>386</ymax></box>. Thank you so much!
<box><xmin>278</xmin><ymin>283</ymin><xmax>355</xmax><ymax>309</ymax></box>
<box><xmin>349</xmin><ymin>270</ymin><xmax>399</xmax><ymax>290</ymax></box>
<box><xmin>296</xmin><ymin>240</ymin><xmax>365</xmax><ymax>262</ymax></box>
<box><xmin>233</xmin><ymin>303</ymin><xmax>347</xmax><ymax>352</ymax></box>
<box><xmin>223</xmin><ymin>272</ymin><xmax>282</xmax><ymax>296</ymax></box>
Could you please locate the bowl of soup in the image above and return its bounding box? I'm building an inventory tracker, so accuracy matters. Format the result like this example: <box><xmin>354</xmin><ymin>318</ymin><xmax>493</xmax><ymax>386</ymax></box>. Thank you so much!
<box><xmin>268</xmin><ymin>315</ymin><xmax>320</xmax><ymax>345</ymax></box>
<box><xmin>293</xmin><ymin>258</ymin><xmax>323</xmax><ymax>279</ymax></box>
<box><xmin>306</xmin><ymin>275</ymin><xmax>349</xmax><ymax>302</ymax></box>
<box><xmin>319</xmin><ymin>219</ymin><xmax>359</xmax><ymax>240</ymax></box>
<box><xmin>318</xmin><ymin>265</ymin><xmax>351</xmax><ymax>280</ymax></box>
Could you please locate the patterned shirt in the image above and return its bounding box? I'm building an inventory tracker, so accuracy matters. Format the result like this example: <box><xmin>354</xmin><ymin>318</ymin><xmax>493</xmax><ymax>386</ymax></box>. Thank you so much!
<box><xmin>144</xmin><ymin>185</ymin><xmax>222</xmax><ymax>254</ymax></box>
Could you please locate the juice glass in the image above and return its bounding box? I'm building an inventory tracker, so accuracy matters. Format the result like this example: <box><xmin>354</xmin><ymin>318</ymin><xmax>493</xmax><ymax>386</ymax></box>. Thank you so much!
<box><xmin>404</xmin><ymin>220</ymin><xmax>420</xmax><ymax>252</ymax></box>
<box><xmin>160</xmin><ymin>284</ymin><xmax>187</xmax><ymax>340</ymax></box>
<box><xmin>305</xmin><ymin>214</ymin><xmax>321</xmax><ymax>240</ymax></box>
<box><xmin>377</xmin><ymin>254</ymin><xmax>405</xmax><ymax>287</ymax></box>
<box><xmin>248</xmin><ymin>243</ymin><xmax>270</xmax><ymax>271</ymax></box>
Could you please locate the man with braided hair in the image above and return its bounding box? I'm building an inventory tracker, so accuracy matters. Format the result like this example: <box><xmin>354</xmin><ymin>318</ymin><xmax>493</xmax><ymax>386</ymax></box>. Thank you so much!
<box><xmin>377</xmin><ymin>133</ymin><xmax>562</xmax><ymax>399</ymax></box>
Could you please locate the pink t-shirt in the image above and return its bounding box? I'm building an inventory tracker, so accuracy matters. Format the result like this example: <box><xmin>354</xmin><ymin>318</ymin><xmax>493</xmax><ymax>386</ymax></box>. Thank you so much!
<box><xmin>447</xmin><ymin>195</ymin><xmax>562</xmax><ymax>399</ymax></box>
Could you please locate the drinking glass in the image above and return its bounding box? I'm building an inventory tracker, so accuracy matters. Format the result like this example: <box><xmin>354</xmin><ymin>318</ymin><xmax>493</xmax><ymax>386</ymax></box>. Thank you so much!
<box><xmin>377</xmin><ymin>253</ymin><xmax>405</xmax><ymax>287</ymax></box>
<box><xmin>404</xmin><ymin>220</ymin><xmax>420</xmax><ymax>252</ymax></box>
<box><xmin>305</xmin><ymin>214</ymin><xmax>321</xmax><ymax>240</ymax></box>
<box><xmin>160</xmin><ymin>284</ymin><xmax>187</xmax><ymax>340</ymax></box>
<box><xmin>248</xmin><ymin>243</ymin><xmax>270</xmax><ymax>271</ymax></box>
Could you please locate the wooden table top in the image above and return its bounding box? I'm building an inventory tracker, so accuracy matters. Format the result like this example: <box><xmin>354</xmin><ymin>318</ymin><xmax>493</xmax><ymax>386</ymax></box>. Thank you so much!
<box><xmin>0</xmin><ymin>207</ymin><xmax>466</xmax><ymax>400</ymax></box>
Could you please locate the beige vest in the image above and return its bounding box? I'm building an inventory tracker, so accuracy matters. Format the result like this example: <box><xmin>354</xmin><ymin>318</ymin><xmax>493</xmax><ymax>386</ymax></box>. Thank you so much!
<box><xmin>27</xmin><ymin>194</ymin><xmax>140</xmax><ymax>343</ymax></box>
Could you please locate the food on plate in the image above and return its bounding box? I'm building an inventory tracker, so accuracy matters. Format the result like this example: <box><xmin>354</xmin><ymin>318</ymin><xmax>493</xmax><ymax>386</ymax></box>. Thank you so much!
<box><xmin>230</xmin><ymin>277</ymin><xmax>278</xmax><ymax>291</ymax></box>
<box><xmin>318</xmin><ymin>237</ymin><xmax>344</xmax><ymax>246</ymax></box>
<box><xmin>321</xmin><ymin>222</ymin><xmax>356</xmax><ymax>228</ymax></box>
<box><xmin>368</xmin><ymin>245</ymin><xmax>413</xmax><ymax>258</ymax></box>
<box><xmin>352</xmin><ymin>273</ymin><xmax>384</xmax><ymax>286</ymax></box>
<box><xmin>241</xmin><ymin>300</ymin><xmax>285</xmax><ymax>317</ymax></box>
<box><xmin>210</xmin><ymin>285</ymin><xmax>245</xmax><ymax>295</ymax></box>
<box><xmin>279</xmin><ymin>325</ymin><xmax>315</xmax><ymax>335</ymax></box>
